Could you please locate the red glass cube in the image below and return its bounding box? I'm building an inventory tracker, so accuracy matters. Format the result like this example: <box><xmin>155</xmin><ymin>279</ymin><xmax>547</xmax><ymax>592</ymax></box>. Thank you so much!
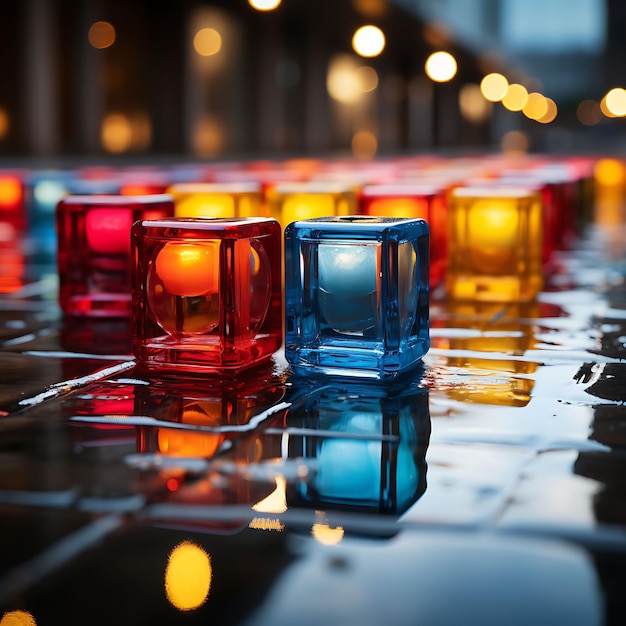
<box><xmin>131</xmin><ymin>217</ymin><xmax>282</xmax><ymax>373</ymax></box>
<box><xmin>56</xmin><ymin>194</ymin><xmax>174</xmax><ymax>317</ymax></box>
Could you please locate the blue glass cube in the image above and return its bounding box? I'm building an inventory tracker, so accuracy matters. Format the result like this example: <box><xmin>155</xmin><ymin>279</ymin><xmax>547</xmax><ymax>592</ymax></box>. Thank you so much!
<box><xmin>285</xmin><ymin>216</ymin><xmax>430</xmax><ymax>378</ymax></box>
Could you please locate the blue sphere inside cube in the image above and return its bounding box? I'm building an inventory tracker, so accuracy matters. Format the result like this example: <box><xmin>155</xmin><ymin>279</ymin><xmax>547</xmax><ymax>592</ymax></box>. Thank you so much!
<box><xmin>285</xmin><ymin>215</ymin><xmax>430</xmax><ymax>378</ymax></box>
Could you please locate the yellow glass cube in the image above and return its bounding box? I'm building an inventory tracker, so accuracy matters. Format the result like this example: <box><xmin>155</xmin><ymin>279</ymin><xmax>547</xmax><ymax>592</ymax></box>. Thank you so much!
<box><xmin>267</xmin><ymin>182</ymin><xmax>356</xmax><ymax>230</ymax></box>
<box><xmin>446</xmin><ymin>187</ymin><xmax>543</xmax><ymax>302</ymax></box>
<box><xmin>168</xmin><ymin>182</ymin><xmax>266</xmax><ymax>218</ymax></box>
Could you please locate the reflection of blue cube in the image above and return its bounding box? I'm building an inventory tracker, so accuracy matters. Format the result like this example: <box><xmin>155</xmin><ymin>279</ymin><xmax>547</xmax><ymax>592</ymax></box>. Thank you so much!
<box><xmin>285</xmin><ymin>216</ymin><xmax>430</xmax><ymax>378</ymax></box>
<box><xmin>284</xmin><ymin>374</ymin><xmax>430</xmax><ymax>515</ymax></box>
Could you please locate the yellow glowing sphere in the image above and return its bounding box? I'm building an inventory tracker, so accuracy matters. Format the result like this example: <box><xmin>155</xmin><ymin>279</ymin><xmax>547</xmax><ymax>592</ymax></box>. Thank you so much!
<box><xmin>425</xmin><ymin>51</ymin><xmax>457</xmax><ymax>83</ymax></box>
<box><xmin>165</xmin><ymin>541</ymin><xmax>212</xmax><ymax>611</ymax></box>
<box><xmin>480</xmin><ymin>73</ymin><xmax>509</xmax><ymax>102</ymax></box>
<box><xmin>501</xmin><ymin>83</ymin><xmax>528</xmax><ymax>112</ymax></box>
<box><xmin>155</xmin><ymin>242</ymin><xmax>220</xmax><ymax>297</ymax></box>
<box><xmin>605</xmin><ymin>87</ymin><xmax>626</xmax><ymax>117</ymax></box>
<box><xmin>522</xmin><ymin>92</ymin><xmax>549</xmax><ymax>121</ymax></box>
<box><xmin>352</xmin><ymin>25</ymin><xmax>386</xmax><ymax>58</ymax></box>
<box><xmin>536</xmin><ymin>98</ymin><xmax>557</xmax><ymax>124</ymax></box>
<box><xmin>193</xmin><ymin>28</ymin><xmax>222</xmax><ymax>56</ymax></box>
<box><xmin>248</xmin><ymin>0</ymin><xmax>282</xmax><ymax>10</ymax></box>
<box><xmin>101</xmin><ymin>113</ymin><xmax>132</xmax><ymax>154</ymax></box>
<box><xmin>88</xmin><ymin>21</ymin><xmax>116</xmax><ymax>49</ymax></box>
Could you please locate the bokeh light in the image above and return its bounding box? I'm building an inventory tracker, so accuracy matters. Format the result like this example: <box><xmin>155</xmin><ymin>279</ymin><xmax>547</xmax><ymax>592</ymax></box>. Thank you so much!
<box><xmin>459</xmin><ymin>83</ymin><xmax>492</xmax><ymax>122</ymax></box>
<box><xmin>501</xmin><ymin>130</ymin><xmax>529</xmax><ymax>154</ymax></box>
<box><xmin>248</xmin><ymin>0</ymin><xmax>282</xmax><ymax>10</ymax></box>
<box><xmin>352</xmin><ymin>25</ymin><xmax>386</xmax><ymax>58</ymax></box>
<box><xmin>0</xmin><ymin>108</ymin><xmax>9</xmax><ymax>140</ymax></box>
<box><xmin>327</xmin><ymin>55</ymin><xmax>363</xmax><ymax>104</ymax></box>
<box><xmin>101</xmin><ymin>113</ymin><xmax>132</xmax><ymax>153</ymax></box>
<box><xmin>536</xmin><ymin>98</ymin><xmax>557</xmax><ymax>123</ymax></box>
<box><xmin>356</xmin><ymin>66</ymin><xmax>379</xmax><ymax>92</ymax></box>
<box><xmin>165</xmin><ymin>541</ymin><xmax>212</xmax><ymax>611</ymax></box>
<box><xmin>605</xmin><ymin>87</ymin><xmax>626</xmax><ymax>117</ymax></box>
<box><xmin>480</xmin><ymin>73</ymin><xmax>509</xmax><ymax>102</ymax></box>
<box><xmin>501</xmin><ymin>83</ymin><xmax>528</xmax><ymax>112</ymax></box>
<box><xmin>193</xmin><ymin>28</ymin><xmax>222</xmax><ymax>56</ymax></box>
<box><xmin>522</xmin><ymin>92</ymin><xmax>549</xmax><ymax>120</ymax></box>
<box><xmin>577</xmin><ymin>100</ymin><xmax>602</xmax><ymax>126</ymax></box>
<box><xmin>425</xmin><ymin>51</ymin><xmax>457</xmax><ymax>83</ymax></box>
<box><xmin>352</xmin><ymin>130</ymin><xmax>378</xmax><ymax>158</ymax></box>
<box><xmin>88</xmin><ymin>21</ymin><xmax>116</xmax><ymax>49</ymax></box>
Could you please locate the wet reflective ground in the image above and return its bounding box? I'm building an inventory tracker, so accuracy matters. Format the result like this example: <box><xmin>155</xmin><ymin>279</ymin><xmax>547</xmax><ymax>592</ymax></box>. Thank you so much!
<box><xmin>2</xmin><ymin>224</ymin><xmax>626</xmax><ymax>625</ymax></box>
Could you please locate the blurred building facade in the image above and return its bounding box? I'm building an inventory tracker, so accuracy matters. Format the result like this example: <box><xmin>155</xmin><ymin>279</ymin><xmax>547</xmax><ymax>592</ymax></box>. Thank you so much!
<box><xmin>0</xmin><ymin>0</ymin><xmax>622</xmax><ymax>162</ymax></box>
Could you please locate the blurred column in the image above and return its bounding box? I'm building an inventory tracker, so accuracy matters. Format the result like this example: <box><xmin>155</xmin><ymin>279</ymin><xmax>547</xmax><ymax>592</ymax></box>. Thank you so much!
<box><xmin>303</xmin><ymin>13</ymin><xmax>331</xmax><ymax>154</ymax></box>
<box><xmin>76</xmin><ymin>0</ymin><xmax>103</xmax><ymax>154</ymax></box>
<box><xmin>23</xmin><ymin>0</ymin><xmax>59</xmax><ymax>156</ymax></box>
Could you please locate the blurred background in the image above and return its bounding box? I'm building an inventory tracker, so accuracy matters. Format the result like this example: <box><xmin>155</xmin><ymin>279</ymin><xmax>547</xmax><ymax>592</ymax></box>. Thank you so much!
<box><xmin>1</xmin><ymin>0</ymin><xmax>625</xmax><ymax>163</ymax></box>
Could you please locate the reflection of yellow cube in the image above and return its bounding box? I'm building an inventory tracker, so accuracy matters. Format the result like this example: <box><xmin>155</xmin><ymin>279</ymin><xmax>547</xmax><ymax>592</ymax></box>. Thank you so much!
<box><xmin>267</xmin><ymin>182</ymin><xmax>356</xmax><ymax>231</ymax></box>
<box><xmin>446</xmin><ymin>187</ymin><xmax>543</xmax><ymax>302</ymax></box>
<box><xmin>168</xmin><ymin>183</ymin><xmax>265</xmax><ymax>218</ymax></box>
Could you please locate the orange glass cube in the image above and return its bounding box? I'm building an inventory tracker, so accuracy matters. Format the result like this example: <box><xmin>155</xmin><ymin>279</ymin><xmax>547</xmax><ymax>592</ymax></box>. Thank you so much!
<box><xmin>267</xmin><ymin>182</ymin><xmax>356</xmax><ymax>230</ymax></box>
<box><xmin>168</xmin><ymin>182</ymin><xmax>265</xmax><ymax>218</ymax></box>
<box><xmin>446</xmin><ymin>187</ymin><xmax>543</xmax><ymax>302</ymax></box>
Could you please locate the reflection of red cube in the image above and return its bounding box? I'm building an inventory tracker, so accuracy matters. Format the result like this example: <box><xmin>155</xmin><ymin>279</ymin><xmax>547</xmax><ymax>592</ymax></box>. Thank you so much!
<box><xmin>359</xmin><ymin>184</ymin><xmax>447</xmax><ymax>287</ymax></box>
<box><xmin>56</xmin><ymin>195</ymin><xmax>174</xmax><ymax>317</ymax></box>
<box><xmin>132</xmin><ymin>217</ymin><xmax>282</xmax><ymax>373</ymax></box>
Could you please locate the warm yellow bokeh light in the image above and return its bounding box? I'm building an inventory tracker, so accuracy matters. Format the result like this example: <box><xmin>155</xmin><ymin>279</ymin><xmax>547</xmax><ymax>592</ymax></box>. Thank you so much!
<box><xmin>101</xmin><ymin>113</ymin><xmax>132</xmax><ymax>153</ymax></box>
<box><xmin>459</xmin><ymin>83</ymin><xmax>492</xmax><ymax>123</ymax></box>
<box><xmin>356</xmin><ymin>65</ymin><xmax>379</xmax><ymax>92</ymax></box>
<box><xmin>193</xmin><ymin>115</ymin><xmax>225</xmax><ymax>157</ymax></box>
<box><xmin>480</xmin><ymin>73</ymin><xmax>509</xmax><ymax>102</ymax></box>
<box><xmin>501</xmin><ymin>130</ymin><xmax>529</xmax><ymax>155</ymax></box>
<box><xmin>605</xmin><ymin>87</ymin><xmax>626</xmax><ymax>117</ymax></box>
<box><xmin>0</xmin><ymin>108</ymin><xmax>9</xmax><ymax>140</ymax></box>
<box><xmin>0</xmin><ymin>610</ymin><xmax>36</xmax><ymax>626</ymax></box>
<box><xmin>595</xmin><ymin>158</ymin><xmax>626</xmax><ymax>186</ymax></box>
<box><xmin>88</xmin><ymin>21</ymin><xmax>116</xmax><ymax>49</ymax></box>
<box><xmin>501</xmin><ymin>83</ymin><xmax>528</xmax><ymax>112</ymax></box>
<box><xmin>352</xmin><ymin>25</ymin><xmax>386</xmax><ymax>58</ymax></box>
<box><xmin>193</xmin><ymin>28</ymin><xmax>222</xmax><ymax>56</ymax></box>
<box><xmin>165</xmin><ymin>541</ymin><xmax>212</xmax><ymax>611</ymax></box>
<box><xmin>425</xmin><ymin>51</ymin><xmax>457</xmax><ymax>83</ymax></box>
<box><xmin>327</xmin><ymin>55</ymin><xmax>362</xmax><ymax>104</ymax></box>
<box><xmin>352</xmin><ymin>130</ymin><xmax>377</xmax><ymax>159</ymax></box>
<box><xmin>522</xmin><ymin>92</ymin><xmax>549</xmax><ymax>121</ymax></box>
<box><xmin>536</xmin><ymin>98</ymin><xmax>557</xmax><ymax>124</ymax></box>
<box><xmin>248</xmin><ymin>0</ymin><xmax>282</xmax><ymax>10</ymax></box>
<box><xmin>600</xmin><ymin>95</ymin><xmax>618</xmax><ymax>118</ymax></box>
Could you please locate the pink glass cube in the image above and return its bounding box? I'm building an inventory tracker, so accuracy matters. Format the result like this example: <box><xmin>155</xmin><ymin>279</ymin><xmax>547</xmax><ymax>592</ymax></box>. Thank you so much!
<box><xmin>56</xmin><ymin>194</ymin><xmax>174</xmax><ymax>317</ymax></box>
<box><xmin>131</xmin><ymin>217</ymin><xmax>282</xmax><ymax>374</ymax></box>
